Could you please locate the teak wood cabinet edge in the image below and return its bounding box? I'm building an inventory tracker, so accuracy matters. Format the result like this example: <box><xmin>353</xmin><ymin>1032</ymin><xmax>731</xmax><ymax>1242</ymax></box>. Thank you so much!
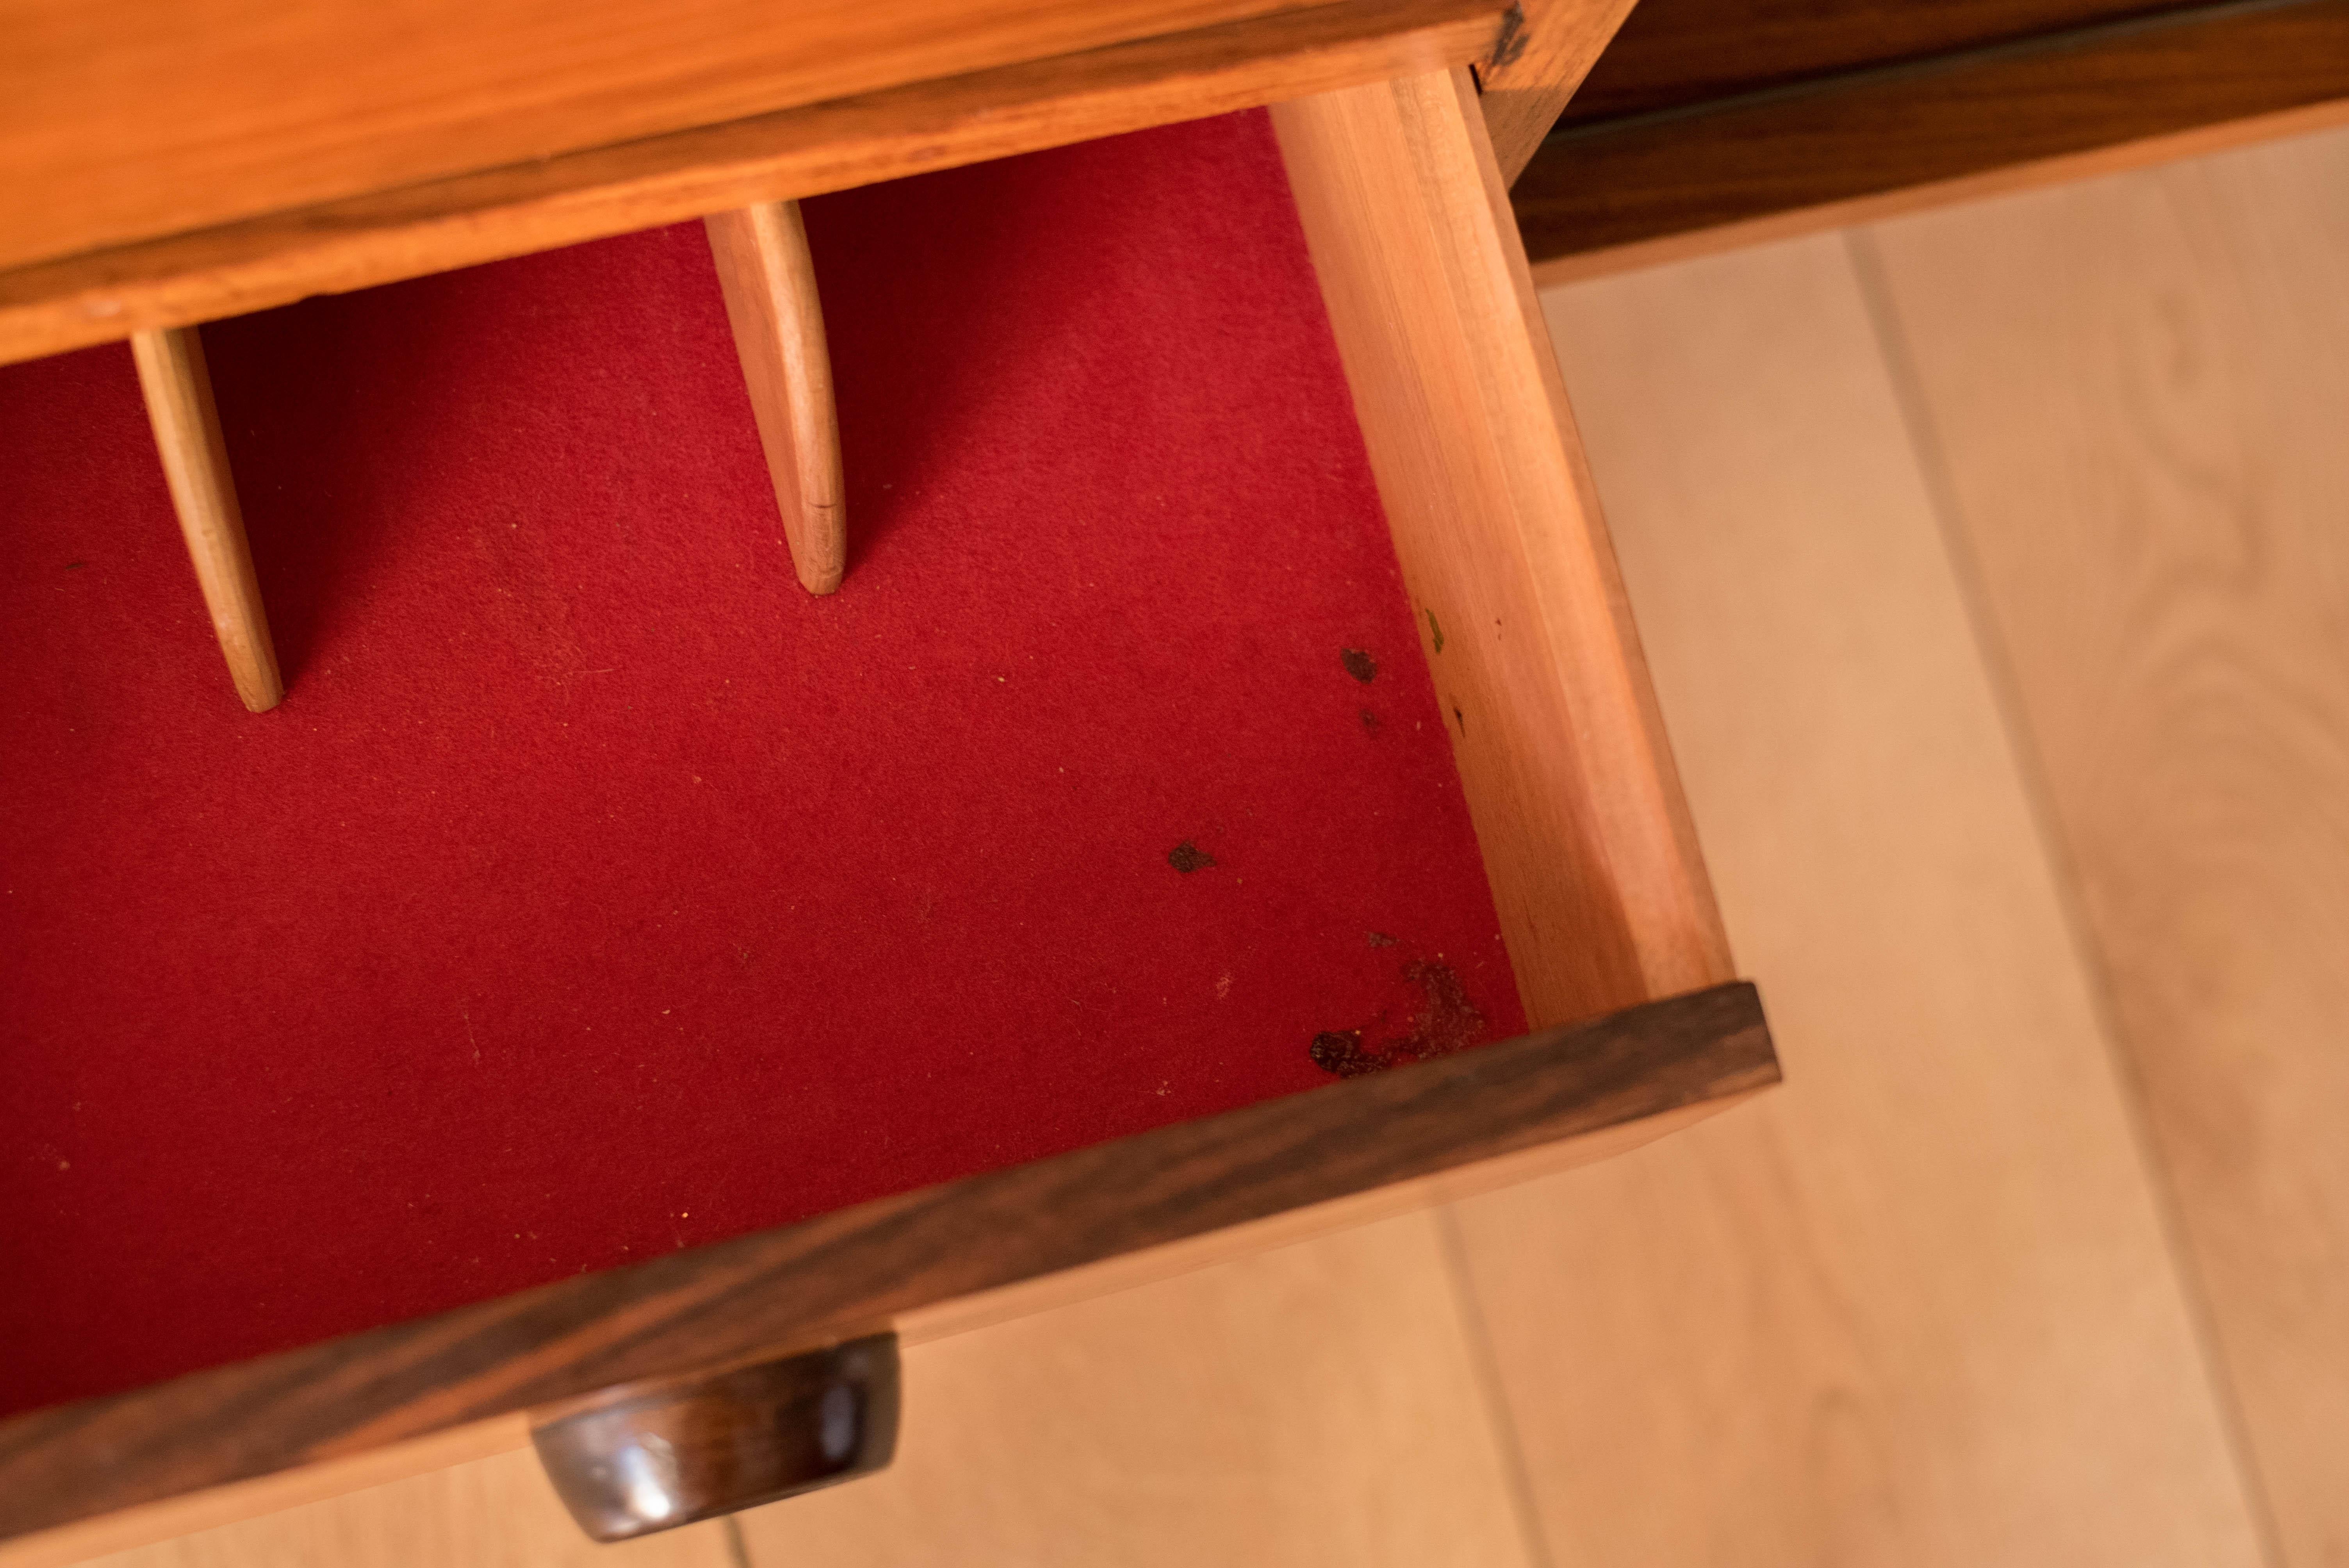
<box><xmin>0</xmin><ymin>0</ymin><xmax>1506</xmax><ymax>368</ymax></box>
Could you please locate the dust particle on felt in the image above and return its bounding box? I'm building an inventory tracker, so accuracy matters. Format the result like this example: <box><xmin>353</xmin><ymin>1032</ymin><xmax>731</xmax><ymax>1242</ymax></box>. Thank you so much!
<box><xmin>1167</xmin><ymin>841</ymin><xmax>1217</xmax><ymax>874</ymax></box>
<box><xmin>1367</xmin><ymin>932</ymin><xmax>1397</xmax><ymax>948</ymax></box>
<box><xmin>1400</xmin><ymin>960</ymin><xmax>1486</xmax><ymax>1059</ymax></box>
<box><xmin>1340</xmin><ymin>647</ymin><xmax>1378</xmax><ymax>684</ymax></box>
<box><xmin>1360</xmin><ymin>708</ymin><xmax>1381</xmax><ymax>733</ymax></box>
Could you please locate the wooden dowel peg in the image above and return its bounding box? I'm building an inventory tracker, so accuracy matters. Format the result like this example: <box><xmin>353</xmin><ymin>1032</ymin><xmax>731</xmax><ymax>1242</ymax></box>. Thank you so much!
<box><xmin>130</xmin><ymin>325</ymin><xmax>284</xmax><ymax>713</ymax></box>
<box><xmin>705</xmin><ymin>200</ymin><xmax>847</xmax><ymax>596</ymax></box>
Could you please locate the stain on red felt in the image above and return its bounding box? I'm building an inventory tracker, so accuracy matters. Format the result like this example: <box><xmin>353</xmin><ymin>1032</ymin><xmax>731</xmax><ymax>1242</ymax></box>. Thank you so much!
<box><xmin>1167</xmin><ymin>841</ymin><xmax>1216</xmax><ymax>873</ymax></box>
<box><xmin>1308</xmin><ymin>958</ymin><xmax>1488</xmax><ymax>1078</ymax></box>
<box><xmin>0</xmin><ymin>109</ymin><xmax>1521</xmax><ymax>1420</ymax></box>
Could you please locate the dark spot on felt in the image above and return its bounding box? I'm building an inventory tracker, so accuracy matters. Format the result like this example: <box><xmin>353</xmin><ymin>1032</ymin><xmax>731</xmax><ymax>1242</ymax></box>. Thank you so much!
<box><xmin>1167</xmin><ymin>841</ymin><xmax>1216</xmax><ymax>873</ymax></box>
<box><xmin>1425</xmin><ymin>608</ymin><xmax>1444</xmax><ymax>654</ymax></box>
<box><xmin>1359</xmin><ymin>708</ymin><xmax>1381</xmax><ymax>732</ymax></box>
<box><xmin>1340</xmin><ymin>647</ymin><xmax>1378</xmax><ymax>684</ymax></box>
<box><xmin>1367</xmin><ymin>932</ymin><xmax>1396</xmax><ymax>948</ymax></box>
<box><xmin>1309</xmin><ymin>1030</ymin><xmax>1381</xmax><ymax>1078</ymax></box>
<box><xmin>1306</xmin><ymin>959</ymin><xmax>1488</xmax><ymax>1078</ymax></box>
<box><xmin>64</xmin><ymin>561</ymin><xmax>87</xmax><ymax>570</ymax></box>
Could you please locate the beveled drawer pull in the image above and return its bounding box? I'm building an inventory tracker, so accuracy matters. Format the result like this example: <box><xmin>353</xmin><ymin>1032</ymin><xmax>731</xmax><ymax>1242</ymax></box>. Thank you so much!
<box><xmin>530</xmin><ymin>1333</ymin><xmax>900</xmax><ymax>1542</ymax></box>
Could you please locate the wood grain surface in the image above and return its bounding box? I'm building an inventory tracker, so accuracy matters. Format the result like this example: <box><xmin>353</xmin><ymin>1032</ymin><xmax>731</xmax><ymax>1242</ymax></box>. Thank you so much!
<box><xmin>1514</xmin><ymin>0</ymin><xmax>2349</xmax><ymax>266</ymax></box>
<box><xmin>82</xmin><ymin>1213</ymin><xmax>1546</xmax><ymax>1567</ymax></box>
<box><xmin>0</xmin><ymin>0</ymin><xmax>1335</xmax><ymax>273</ymax></box>
<box><xmin>1440</xmin><ymin>234</ymin><xmax>2266</xmax><ymax>1565</ymax></box>
<box><xmin>738</xmin><ymin>1210</ymin><xmax>1542</xmax><ymax>1568</ymax></box>
<box><xmin>0</xmin><ymin>0</ymin><xmax>1499</xmax><ymax>367</ymax></box>
<box><xmin>1273</xmin><ymin>69</ymin><xmax>1734</xmax><ymax>1030</ymax></box>
<box><xmin>128</xmin><ymin>326</ymin><xmax>283</xmax><ymax>714</ymax></box>
<box><xmin>1864</xmin><ymin>123</ymin><xmax>2349</xmax><ymax>1568</ymax></box>
<box><xmin>0</xmin><ymin>984</ymin><xmax>1774</xmax><ymax>1557</ymax></box>
<box><xmin>1558</xmin><ymin>0</ymin><xmax>2203</xmax><ymax>123</ymax></box>
<box><xmin>12</xmin><ymin>1089</ymin><xmax>1759</xmax><ymax>1568</ymax></box>
<box><xmin>82</xmin><ymin>1447</ymin><xmax>735</xmax><ymax>1568</ymax></box>
<box><xmin>1525</xmin><ymin>96</ymin><xmax>2349</xmax><ymax>285</ymax></box>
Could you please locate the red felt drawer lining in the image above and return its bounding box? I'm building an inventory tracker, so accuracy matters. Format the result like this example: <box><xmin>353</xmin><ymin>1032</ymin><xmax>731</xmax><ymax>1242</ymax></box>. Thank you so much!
<box><xmin>0</xmin><ymin>110</ymin><xmax>1521</xmax><ymax>1420</ymax></box>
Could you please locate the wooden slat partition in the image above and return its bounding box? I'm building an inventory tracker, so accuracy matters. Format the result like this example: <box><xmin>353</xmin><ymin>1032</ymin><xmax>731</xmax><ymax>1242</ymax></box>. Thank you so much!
<box><xmin>705</xmin><ymin>201</ymin><xmax>847</xmax><ymax>597</ymax></box>
<box><xmin>129</xmin><ymin>325</ymin><xmax>284</xmax><ymax>712</ymax></box>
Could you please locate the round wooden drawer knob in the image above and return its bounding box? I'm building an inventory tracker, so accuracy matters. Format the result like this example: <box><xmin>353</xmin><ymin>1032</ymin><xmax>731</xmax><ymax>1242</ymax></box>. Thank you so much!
<box><xmin>531</xmin><ymin>1334</ymin><xmax>900</xmax><ymax>1541</ymax></box>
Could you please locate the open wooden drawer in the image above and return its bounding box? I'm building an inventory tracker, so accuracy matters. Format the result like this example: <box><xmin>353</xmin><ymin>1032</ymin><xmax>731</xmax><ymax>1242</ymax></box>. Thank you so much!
<box><xmin>0</xmin><ymin>57</ymin><xmax>1774</xmax><ymax>1565</ymax></box>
